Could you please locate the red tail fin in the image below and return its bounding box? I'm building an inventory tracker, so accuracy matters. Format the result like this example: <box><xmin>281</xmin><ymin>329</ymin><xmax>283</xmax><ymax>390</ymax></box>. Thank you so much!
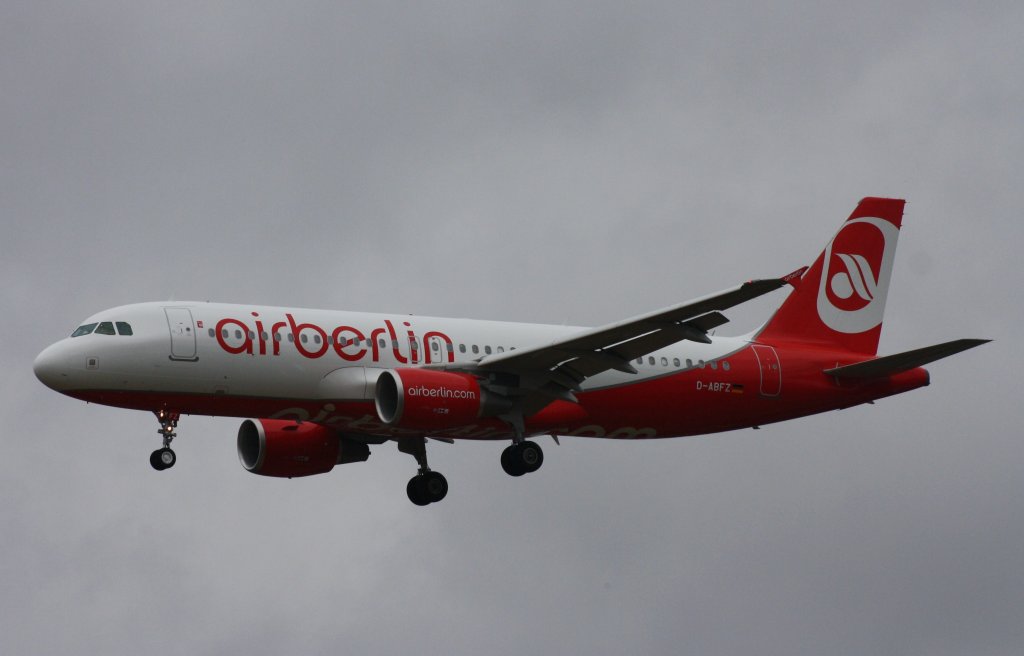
<box><xmin>756</xmin><ymin>197</ymin><xmax>905</xmax><ymax>355</ymax></box>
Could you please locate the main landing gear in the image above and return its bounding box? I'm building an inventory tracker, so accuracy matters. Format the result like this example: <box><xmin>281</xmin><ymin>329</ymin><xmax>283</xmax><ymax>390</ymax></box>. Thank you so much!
<box><xmin>398</xmin><ymin>438</ymin><xmax>448</xmax><ymax>506</ymax></box>
<box><xmin>500</xmin><ymin>441</ymin><xmax>544</xmax><ymax>476</ymax></box>
<box><xmin>499</xmin><ymin>412</ymin><xmax>544</xmax><ymax>477</ymax></box>
<box><xmin>150</xmin><ymin>409</ymin><xmax>179</xmax><ymax>471</ymax></box>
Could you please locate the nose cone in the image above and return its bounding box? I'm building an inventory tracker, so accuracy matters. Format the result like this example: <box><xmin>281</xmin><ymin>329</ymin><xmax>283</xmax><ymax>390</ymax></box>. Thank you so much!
<box><xmin>34</xmin><ymin>342</ymin><xmax>70</xmax><ymax>391</ymax></box>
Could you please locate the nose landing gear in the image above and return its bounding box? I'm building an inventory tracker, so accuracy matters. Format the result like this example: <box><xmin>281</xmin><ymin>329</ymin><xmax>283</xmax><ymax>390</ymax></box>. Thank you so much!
<box><xmin>150</xmin><ymin>410</ymin><xmax>179</xmax><ymax>471</ymax></box>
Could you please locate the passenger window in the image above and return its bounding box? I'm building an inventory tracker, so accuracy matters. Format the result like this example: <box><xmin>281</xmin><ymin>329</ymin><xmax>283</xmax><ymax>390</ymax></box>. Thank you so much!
<box><xmin>431</xmin><ymin>342</ymin><xmax>439</xmax><ymax>351</ymax></box>
<box><xmin>459</xmin><ymin>344</ymin><xmax>466</xmax><ymax>353</ymax></box>
<box><xmin>208</xmin><ymin>328</ymin><xmax>215</xmax><ymax>338</ymax></box>
<box><xmin>378</xmin><ymin>338</ymin><xmax>386</xmax><ymax>348</ymax></box>
<box><xmin>261</xmin><ymin>332</ymin><xmax>268</xmax><ymax>341</ymax></box>
<box><xmin>710</xmin><ymin>361</ymin><xmax>718</xmax><ymax>370</ymax></box>
<box><xmin>686</xmin><ymin>359</ymin><xmax>693</xmax><ymax>368</ymax></box>
<box><xmin>116</xmin><ymin>322</ymin><xmax>133</xmax><ymax>336</ymax></box>
<box><xmin>497</xmin><ymin>346</ymin><xmax>504</xmax><ymax>353</ymax></box>
<box><xmin>288</xmin><ymin>333</ymin><xmax>294</xmax><ymax>342</ymax></box>
<box><xmin>648</xmin><ymin>357</ymin><xmax>655</xmax><ymax>365</ymax></box>
<box><xmin>673</xmin><ymin>358</ymin><xmax>680</xmax><ymax>367</ymax></box>
<box><xmin>235</xmin><ymin>330</ymin><xmax>243</xmax><ymax>339</ymax></box>
<box><xmin>723</xmin><ymin>361</ymin><xmax>730</xmax><ymax>371</ymax></box>
<box><xmin>661</xmin><ymin>357</ymin><xmax>668</xmax><ymax>366</ymax></box>
<box><xmin>301</xmin><ymin>334</ymin><xmax>308</xmax><ymax>344</ymax></box>
<box><xmin>274</xmin><ymin>333</ymin><xmax>282</xmax><ymax>342</ymax></box>
<box><xmin>485</xmin><ymin>345</ymin><xmax>492</xmax><ymax>355</ymax></box>
<box><xmin>248</xmin><ymin>331</ymin><xmax>255</xmax><ymax>340</ymax></box>
<box><xmin>71</xmin><ymin>323</ymin><xmax>98</xmax><ymax>337</ymax></box>
<box><xmin>472</xmin><ymin>345</ymin><xmax>479</xmax><ymax>354</ymax></box>
<box><xmin>314</xmin><ymin>334</ymin><xmax>321</xmax><ymax>345</ymax></box>
<box><xmin>636</xmin><ymin>358</ymin><xmax>643</xmax><ymax>365</ymax></box>
<box><xmin>698</xmin><ymin>360</ymin><xmax>705</xmax><ymax>369</ymax></box>
<box><xmin>95</xmin><ymin>322</ymin><xmax>116</xmax><ymax>335</ymax></box>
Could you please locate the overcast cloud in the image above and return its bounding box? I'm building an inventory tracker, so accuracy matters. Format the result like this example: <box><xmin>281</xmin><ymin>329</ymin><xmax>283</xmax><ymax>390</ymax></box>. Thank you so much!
<box><xmin>2</xmin><ymin>2</ymin><xmax>1021</xmax><ymax>654</ymax></box>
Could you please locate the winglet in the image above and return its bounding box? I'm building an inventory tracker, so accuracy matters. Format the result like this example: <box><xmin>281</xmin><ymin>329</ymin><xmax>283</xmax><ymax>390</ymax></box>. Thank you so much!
<box><xmin>781</xmin><ymin>266</ymin><xmax>808</xmax><ymax>288</ymax></box>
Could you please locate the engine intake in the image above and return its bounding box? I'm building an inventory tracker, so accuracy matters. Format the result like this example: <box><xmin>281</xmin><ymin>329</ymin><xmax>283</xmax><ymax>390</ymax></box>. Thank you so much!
<box><xmin>237</xmin><ymin>418</ymin><xmax>370</xmax><ymax>478</ymax></box>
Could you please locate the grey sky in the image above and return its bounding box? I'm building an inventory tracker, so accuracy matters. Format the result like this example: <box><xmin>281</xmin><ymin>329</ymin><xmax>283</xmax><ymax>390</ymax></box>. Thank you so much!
<box><xmin>3</xmin><ymin>2</ymin><xmax>1021</xmax><ymax>654</ymax></box>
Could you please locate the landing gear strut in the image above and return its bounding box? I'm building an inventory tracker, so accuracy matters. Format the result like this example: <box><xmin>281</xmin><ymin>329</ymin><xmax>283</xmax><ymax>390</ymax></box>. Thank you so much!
<box><xmin>398</xmin><ymin>438</ymin><xmax>448</xmax><ymax>506</ymax></box>
<box><xmin>150</xmin><ymin>409</ymin><xmax>179</xmax><ymax>471</ymax></box>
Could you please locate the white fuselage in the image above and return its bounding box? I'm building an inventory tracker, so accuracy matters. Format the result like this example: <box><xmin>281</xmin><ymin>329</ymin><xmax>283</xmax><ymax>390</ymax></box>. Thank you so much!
<box><xmin>35</xmin><ymin>301</ymin><xmax>746</xmax><ymax>405</ymax></box>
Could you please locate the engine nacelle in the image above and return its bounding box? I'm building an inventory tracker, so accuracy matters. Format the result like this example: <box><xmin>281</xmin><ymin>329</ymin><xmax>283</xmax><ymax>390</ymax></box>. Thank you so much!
<box><xmin>375</xmin><ymin>368</ymin><xmax>507</xmax><ymax>431</ymax></box>
<box><xmin>237</xmin><ymin>418</ymin><xmax>370</xmax><ymax>478</ymax></box>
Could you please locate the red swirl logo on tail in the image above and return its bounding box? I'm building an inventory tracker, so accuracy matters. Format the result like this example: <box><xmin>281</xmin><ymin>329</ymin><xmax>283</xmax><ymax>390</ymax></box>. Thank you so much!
<box><xmin>828</xmin><ymin>252</ymin><xmax>878</xmax><ymax>310</ymax></box>
<box><xmin>816</xmin><ymin>218</ymin><xmax>899</xmax><ymax>334</ymax></box>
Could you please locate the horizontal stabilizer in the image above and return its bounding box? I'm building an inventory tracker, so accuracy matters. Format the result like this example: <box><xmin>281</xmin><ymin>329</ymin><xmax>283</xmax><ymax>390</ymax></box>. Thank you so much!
<box><xmin>823</xmin><ymin>339</ymin><xmax>990</xmax><ymax>379</ymax></box>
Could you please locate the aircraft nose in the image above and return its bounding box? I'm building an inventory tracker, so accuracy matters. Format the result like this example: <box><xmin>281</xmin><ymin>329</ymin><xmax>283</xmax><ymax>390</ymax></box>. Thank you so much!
<box><xmin>34</xmin><ymin>342</ymin><xmax>70</xmax><ymax>391</ymax></box>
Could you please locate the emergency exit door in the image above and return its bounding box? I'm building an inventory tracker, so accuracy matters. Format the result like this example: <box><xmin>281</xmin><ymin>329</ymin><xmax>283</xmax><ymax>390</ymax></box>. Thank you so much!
<box><xmin>751</xmin><ymin>344</ymin><xmax>781</xmax><ymax>397</ymax></box>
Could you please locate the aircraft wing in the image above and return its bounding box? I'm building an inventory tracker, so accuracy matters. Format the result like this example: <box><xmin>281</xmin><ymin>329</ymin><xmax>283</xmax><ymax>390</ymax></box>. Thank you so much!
<box><xmin>468</xmin><ymin>270</ymin><xmax>802</xmax><ymax>395</ymax></box>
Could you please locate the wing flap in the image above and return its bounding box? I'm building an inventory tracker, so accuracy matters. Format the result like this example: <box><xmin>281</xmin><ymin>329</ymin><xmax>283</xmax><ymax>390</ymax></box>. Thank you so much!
<box><xmin>823</xmin><ymin>339</ymin><xmax>990</xmax><ymax>379</ymax></box>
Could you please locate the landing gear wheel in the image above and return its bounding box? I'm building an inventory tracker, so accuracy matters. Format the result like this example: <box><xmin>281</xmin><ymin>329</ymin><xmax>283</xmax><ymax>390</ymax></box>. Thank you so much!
<box><xmin>501</xmin><ymin>445</ymin><xmax>525</xmax><ymax>476</ymax></box>
<box><xmin>150</xmin><ymin>447</ymin><xmax>176</xmax><ymax>471</ymax></box>
<box><xmin>421</xmin><ymin>471</ymin><xmax>448</xmax><ymax>503</ymax></box>
<box><xmin>407</xmin><ymin>471</ymin><xmax>448</xmax><ymax>506</ymax></box>
<box><xmin>407</xmin><ymin>477</ymin><xmax>430</xmax><ymax>506</ymax></box>
<box><xmin>518</xmin><ymin>441</ymin><xmax>543</xmax><ymax>473</ymax></box>
<box><xmin>501</xmin><ymin>441</ymin><xmax>543</xmax><ymax>476</ymax></box>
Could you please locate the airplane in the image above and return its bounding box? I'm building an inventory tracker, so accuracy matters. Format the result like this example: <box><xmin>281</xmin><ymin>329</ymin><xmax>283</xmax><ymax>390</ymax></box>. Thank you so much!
<box><xmin>34</xmin><ymin>197</ymin><xmax>988</xmax><ymax>505</ymax></box>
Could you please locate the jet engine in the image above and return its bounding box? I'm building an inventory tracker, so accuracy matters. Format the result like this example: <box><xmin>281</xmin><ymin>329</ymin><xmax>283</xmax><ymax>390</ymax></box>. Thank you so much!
<box><xmin>237</xmin><ymin>418</ymin><xmax>370</xmax><ymax>478</ymax></box>
<box><xmin>374</xmin><ymin>368</ymin><xmax>510</xmax><ymax>431</ymax></box>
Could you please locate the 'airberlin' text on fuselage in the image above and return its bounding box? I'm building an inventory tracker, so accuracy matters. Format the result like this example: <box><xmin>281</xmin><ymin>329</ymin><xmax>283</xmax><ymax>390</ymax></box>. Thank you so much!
<box><xmin>407</xmin><ymin>385</ymin><xmax>477</xmax><ymax>400</ymax></box>
<box><xmin>214</xmin><ymin>313</ymin><xmax>455</xmax><ymax>364</ymax></box>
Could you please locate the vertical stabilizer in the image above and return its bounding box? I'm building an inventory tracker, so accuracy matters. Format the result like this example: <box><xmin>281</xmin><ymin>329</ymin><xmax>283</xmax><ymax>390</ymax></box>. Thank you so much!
<box><xmin>756</xmin><ymin>197</ymin><xmax>905</xmax><ymax>355</ymax></box>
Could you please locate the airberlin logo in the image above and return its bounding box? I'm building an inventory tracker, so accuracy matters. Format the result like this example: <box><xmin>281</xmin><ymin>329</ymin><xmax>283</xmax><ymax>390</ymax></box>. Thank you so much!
<box><xmin>816</xmin><ymin>217</ymin><xmax>900</xmax><ymax>334</ymax></box>
<box><xmin>213</xmin><ymin>312</ymin><xmax>455</xmax><ymax>365</ymax></box>
<box><xmin>407</xmin><ymin>385</ymin><xmax>477</xmax><ymax>400</ymax></box>
<box><xmin>829</xmin><ymin>253</ymin><xmax>878</xmax><ymax>309</ymax></box>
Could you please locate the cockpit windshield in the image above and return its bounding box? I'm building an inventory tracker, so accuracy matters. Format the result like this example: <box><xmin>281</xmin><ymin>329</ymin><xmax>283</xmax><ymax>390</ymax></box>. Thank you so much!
<box><xmin>71</xmin><ymin>323</ymin><xmax>97</xmax><ymax>337</ymax></box>
<box><xmin>70</xmin><ymin>321</ymin><xmax>133</xmax><ymax>337</ymax></box>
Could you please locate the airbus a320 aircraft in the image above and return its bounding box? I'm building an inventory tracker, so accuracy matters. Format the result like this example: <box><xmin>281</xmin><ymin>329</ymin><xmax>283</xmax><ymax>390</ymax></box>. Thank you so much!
<box><xmin>35</xmin><ymin>198</ymin><xmax>988</xmax><ymax>505</ymax></box>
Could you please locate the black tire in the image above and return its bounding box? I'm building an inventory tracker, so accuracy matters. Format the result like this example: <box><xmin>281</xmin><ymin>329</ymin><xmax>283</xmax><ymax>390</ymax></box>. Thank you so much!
<box><xmin>158</xmin><ymin>447</ymin><xmax>176</xmax><ymax>469</ymax></box>
<box><xmin>407</xmin><ymin>476</ymin><xmax>430</xmax><ymax>506</ymax></box>
<box><xmin>519</xmin><ymin>441</ymin><xmax>544</xmax><ymax>473</ymax></box>
<box><xmin>150</xmin><ymin>448</ymin><xmax>175</xmax><ymax>470</ymax></box>
<box><xmin>422</xmin><ymin>471</ymin><xmax>448</xmax><ymax>503</ymax></box>
<box><xmin>149</xmin><ymin>449</ymin><xmax>167</xmax><ymax>471</ymax></box>
<box><xmin>501</xmin><ymin>445</ymin><xmax>526</xmax><ymax>477</ymax></box>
